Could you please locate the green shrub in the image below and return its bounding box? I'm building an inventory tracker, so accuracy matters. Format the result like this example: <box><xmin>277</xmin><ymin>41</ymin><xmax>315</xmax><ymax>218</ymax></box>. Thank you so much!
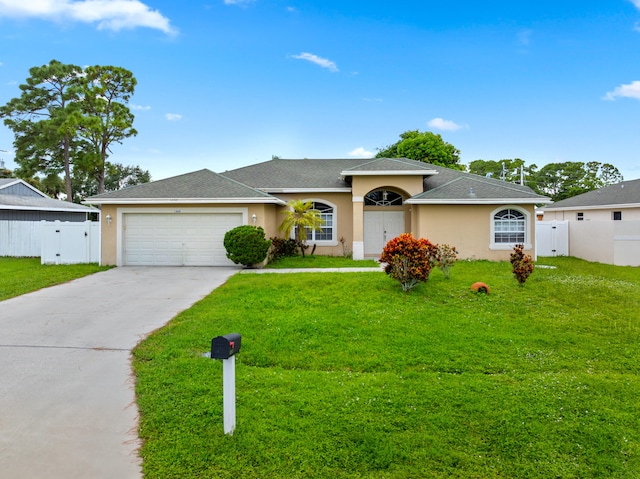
<box><xmin>224</xmin><ymin>225</ymin><xmax>271</xmax><ymax>267</ymax></box>
<box><xmin>510</xmin><ymin>243</ymin><xmax>534</xmax><ymax>286</ymax></box>
<box><xmin>379</xmin><ymin>233</ymin><xmax>435</xmax><ymax>292</ymax></box>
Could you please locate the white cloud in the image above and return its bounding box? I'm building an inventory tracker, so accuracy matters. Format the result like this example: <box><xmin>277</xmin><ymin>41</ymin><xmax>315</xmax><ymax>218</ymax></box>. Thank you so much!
<box><xmin>635</xmin><ymin>21</ymin><xmax>640</xmax><ymax>32</ymax></box>
<box><xmin>348</xmin><ymin>147</ymin><xmax>373</xmax><ymax>158</ymax></box>
<box><xmin>0</xmin><ymin>0</ymin><xmax>176</xmax><ymax>35</ymax></box>
<box><xmin>130</xmin><ymin>103</ymin><xmax>151</xmax><ymax>110</ymax></box>
<box><xmin>165</xmin><ymin>113</ymin><xmax>182</xmax><ymax>121</ymax></box>
<box><xmin>223</xmin><ymin>0</ymin><xmax>254</xmax><ymax>5</ymax></box>
<box><xmin>603</xmin><ymin>81</ymin><xmax>640</xmax><ymax>101</ymax></box>
<box><xmin>631</xmin><ymin>0</ymin><xmax>640</xmax><ymax>9</ymax></box>
<box><xmin>427</xmin><ymin>117</ymin><xmax>466</xmax><ymax>131</ymax></box>
<box><xmin>291</xmin><ymin>52</ymin><xmax>338</xmax><ymax>72</ymax></box>
<box><xmin>363</xmin><ymin>97</ymin><xmax>383</xmax><ymax>102</ymax></box>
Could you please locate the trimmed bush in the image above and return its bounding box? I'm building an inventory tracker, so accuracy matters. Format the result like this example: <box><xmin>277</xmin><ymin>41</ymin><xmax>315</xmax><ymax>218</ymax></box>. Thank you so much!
<box><xmin>224</xmin><ymin>225</ymin><xmax>271</xmax><ymax>267</ymax></box>
<box><xmin>379</xmin><ymin>233</ymin><xmax>435</xmax><ymax>292</ymax></box>
<box><xmin>510</xmin><ymin>243</ymin><xmax>534</xmax><ymax>286</ymax></box>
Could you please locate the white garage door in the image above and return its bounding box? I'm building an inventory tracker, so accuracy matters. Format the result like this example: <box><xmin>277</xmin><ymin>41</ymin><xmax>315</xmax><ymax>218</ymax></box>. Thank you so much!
<box><xmin>123</xmin><ymin>213</ymin><xmax>243</xmax><ymax>266</ymax></box>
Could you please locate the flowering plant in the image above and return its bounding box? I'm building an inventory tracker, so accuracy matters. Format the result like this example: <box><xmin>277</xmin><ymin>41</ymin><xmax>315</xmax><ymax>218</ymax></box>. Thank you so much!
<box><xmin>379</xmin><ymin>233</ymin><xmax>435</xmax><ymax>292</ymax></box>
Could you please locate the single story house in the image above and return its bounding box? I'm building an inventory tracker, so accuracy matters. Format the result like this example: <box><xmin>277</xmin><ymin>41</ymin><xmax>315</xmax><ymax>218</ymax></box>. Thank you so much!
<box><xmin>85</xmin><ymin>157</ymin><xmax>550</xmax><ymax>267</ymax></box>
<box><xmin>1</xmin><ymin>178</ymin><xmax>99</xmax><ymax>257</ymax></box>
<box><xmin>542</xmin><ymin>178</ymin><xmax>640</xmax><ymax>266</ymax></box>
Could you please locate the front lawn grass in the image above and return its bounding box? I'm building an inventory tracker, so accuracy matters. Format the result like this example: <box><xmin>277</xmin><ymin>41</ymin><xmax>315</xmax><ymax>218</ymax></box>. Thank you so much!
<box><xmin>0</xmin><ymin>257</ymin><xmax>110</xmax><ymax>301</ymax></box>
<box><xmin>133</xmin><ymin>257</ymin><xmax>640</xmax><ymax>478</ymax></box>
<box><xmin>266</xmin><ymin>254</ymin><xmax>379</xmax><ymax>269</ymax></box>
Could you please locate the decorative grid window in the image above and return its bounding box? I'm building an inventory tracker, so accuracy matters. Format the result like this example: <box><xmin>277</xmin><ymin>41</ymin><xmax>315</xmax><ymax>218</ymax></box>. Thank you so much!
<box><xmin>364</xmin><ymin>189</ymin><xmax>403</xmax><ymax>206</ymax></box>
<box><xmin>304</xmin><ymin>202</ymin><xmax>334</xmax><ymax>241</ymax></box>
<box><xmin>494</xmin><ymin>208</ymin><xmax>526</xmax><ymax>243</ymax></box>
<box><xmin>613</xmin><ymin>211</ymin><xmax>622</xmax><ymax>221</ymax></box>
<box><xmin>577</xmin><ymin>212</ymin><xmax>584</xmax><ymax>221</ymax></box>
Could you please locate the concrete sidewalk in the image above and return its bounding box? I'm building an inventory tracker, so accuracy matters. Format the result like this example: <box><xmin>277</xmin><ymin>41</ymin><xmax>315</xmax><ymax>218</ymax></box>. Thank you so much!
<box><xmin>0</xmin><ymin>266</ymin><xmax>239</xmax><ymax>479</ymax></box>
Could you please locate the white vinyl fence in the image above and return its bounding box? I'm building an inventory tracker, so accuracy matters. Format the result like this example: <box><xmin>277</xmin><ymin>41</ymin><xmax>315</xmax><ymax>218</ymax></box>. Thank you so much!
<box><xmin>0</xmin><ymin>220</ymin><xmax>41</xmax><ymax>256</ymax></box>
<box><xmin>535</xmin><ymin>221</ymin><xmax>569</xmax><ymax>257</ymax></box>
<box><xmin>41</xmin><ymin>221</ymin><xmax>100</xmax><ymax>264</ymax></box>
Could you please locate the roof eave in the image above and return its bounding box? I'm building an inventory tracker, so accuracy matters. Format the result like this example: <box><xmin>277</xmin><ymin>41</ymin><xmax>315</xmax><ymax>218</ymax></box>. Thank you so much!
<box><xmin>261</xmin><ymin>188</ymin><xmax>351</xmax><ymax>194</ymax></box>
<box><xmin>1</xmin><ymin>204</ymin><xmax>98</xmax><ymax>213</ymax></box>
<box><xmin>83</xmin><ymin>197</ymin><xmax>287</xmax><ymax>206</ymax></box>
<box><xmin>544</xmin><ymin>202</ymin><xmax>640</xmax><ymax>211</ymax></box>
<box><xmin>406</xmin><ymin>197</ymin><xmax>552</xmax><ymax>205</ymax></box>
<box><xmin>340</xmin><ymin>170</ymin><xmax>438</xmax><ymax>177</ymax></box>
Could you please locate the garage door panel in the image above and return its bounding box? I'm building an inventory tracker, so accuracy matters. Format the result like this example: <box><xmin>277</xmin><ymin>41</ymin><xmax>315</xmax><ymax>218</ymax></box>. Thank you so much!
<box><xmin>124</xmin><ymin>213</ymin><xmax>243</xmax><ymax>266</ymax></box>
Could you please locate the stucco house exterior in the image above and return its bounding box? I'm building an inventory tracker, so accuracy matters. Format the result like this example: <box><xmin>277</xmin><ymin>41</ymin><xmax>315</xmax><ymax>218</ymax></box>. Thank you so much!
<box><xmin>85</xmin><ymin>157</ymin><xmax>550</xmax><ymax>267</ymax></box>
<box><xmin>542</xmin><ymin>178</ymin><xmax>640</xmax><ymax>266</ymax></box>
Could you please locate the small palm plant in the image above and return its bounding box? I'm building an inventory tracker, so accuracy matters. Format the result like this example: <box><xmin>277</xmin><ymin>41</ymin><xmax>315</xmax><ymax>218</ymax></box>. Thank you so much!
<box><xmin>279</xmin><ymin>199</ymin><xmax>325</xmax><ymax>257</ymax></box>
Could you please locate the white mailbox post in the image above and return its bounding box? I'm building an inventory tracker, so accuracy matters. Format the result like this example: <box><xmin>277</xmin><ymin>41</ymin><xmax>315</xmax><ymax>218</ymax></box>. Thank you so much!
<box><xmin>210</xmin><ymin>333</ymin><xmax>242</xmax><ymax>436</ymax></box>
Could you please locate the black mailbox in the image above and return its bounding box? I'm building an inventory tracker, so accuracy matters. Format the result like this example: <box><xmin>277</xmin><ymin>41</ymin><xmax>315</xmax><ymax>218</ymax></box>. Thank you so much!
<box><xmin>211</xmin><ymin>333</ymin><xmax>242</xmax><ymax>359</ymax></box>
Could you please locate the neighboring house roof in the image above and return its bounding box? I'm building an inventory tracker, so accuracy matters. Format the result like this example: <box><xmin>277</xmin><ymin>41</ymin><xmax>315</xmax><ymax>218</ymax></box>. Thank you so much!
<box><xmin>84</xmin><ymin>168</ymin><xmax>286</xmax><ymax>205</ymax></box>
<box><xmin>408</xmin><ymin>164</ymin><xmax>550</xmax><ymax>204</ymax></box>
<box><xmin>0</xmin><ymin>178</ymin><xmax>98</xmax><ymax>213</ymax></box>
<box><xmin>544</xmin><ymin>179</ymin><xmax>640</xmax><ymax>211</ymax></box>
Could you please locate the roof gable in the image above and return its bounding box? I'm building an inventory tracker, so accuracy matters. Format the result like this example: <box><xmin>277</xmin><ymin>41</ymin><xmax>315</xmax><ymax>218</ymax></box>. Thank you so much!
<box><xmin>0</xmin><ymin>178</ymin><xmax>48</xmax><ymax>198</ymax></box>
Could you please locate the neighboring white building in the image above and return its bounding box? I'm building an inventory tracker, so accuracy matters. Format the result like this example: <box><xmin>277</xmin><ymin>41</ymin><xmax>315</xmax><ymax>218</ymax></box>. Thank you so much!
<box><xmin>543</xmin><ymin>179</ymin><xmax>640</xmax><ymax>266</ymax></box>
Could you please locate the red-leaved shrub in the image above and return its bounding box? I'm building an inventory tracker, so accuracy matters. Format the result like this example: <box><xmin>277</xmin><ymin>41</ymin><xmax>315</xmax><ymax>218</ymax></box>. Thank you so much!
<box><xmin>379</xmin><ymin>233</ymin><xmax>435</xmax><ymax>292</ymax></box>
<box><xmin>510</xmin><ymin>243</ymin><xmax>534</xmax><ymax>286</ymax></box>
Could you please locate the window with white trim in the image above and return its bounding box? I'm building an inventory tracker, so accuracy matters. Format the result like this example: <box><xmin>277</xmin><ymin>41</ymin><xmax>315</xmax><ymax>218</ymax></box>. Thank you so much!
<box><xmin>493</xmin><ymin>208</ymin><xmax>526</xmax><ymax>244</ymax></box>
<box><xmin>304</xmin><ymin>201</ymin><xmax>334</xmax><ymax>242</ymax></box>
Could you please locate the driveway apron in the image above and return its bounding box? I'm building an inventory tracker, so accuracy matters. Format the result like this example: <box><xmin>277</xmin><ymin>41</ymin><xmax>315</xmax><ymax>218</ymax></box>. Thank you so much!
<box><xmin>0</xmin><ymin>266</ymin><xmax>238</xmax><ymax>479</ymax></box>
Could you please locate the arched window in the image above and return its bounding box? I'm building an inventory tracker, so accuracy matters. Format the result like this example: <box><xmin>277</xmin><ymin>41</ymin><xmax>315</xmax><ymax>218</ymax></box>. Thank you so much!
<box><xmin>364</xmin><ymin>189</ymin><xmax>403</xmax><ymax>206</ymax></box>
<box><xmin>305</xmin><ymin>201</ymin><xmax>334</xmax><ymax>242</ymax></box>
<box><xmin>493</xmin><ymin>208</ymin><xmax>526</xmax><ymax>244</ymax></box>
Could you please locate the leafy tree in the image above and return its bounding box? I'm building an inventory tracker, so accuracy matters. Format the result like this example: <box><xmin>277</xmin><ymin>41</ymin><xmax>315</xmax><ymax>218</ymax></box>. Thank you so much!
<box><xmin>529</xmin><ymin>161</ymin><xmax>623</xmax><ymax>201</ymax></box>
<box><xmin>0</xmin><ymin>60</ymin><xmax>139</xmax><ymax>200</ymax></box>
<box><xmin>0</xmin><ymin>60</ymin><xmax>84</xmax><ymax>201</ymax></box>
<box><xmin>376</xmin><ymin>130</ymin><xmax>464</xmax><ymax>170</ymax></box>
<box><xmin>279</xmin><ymin>200</ymin><xmax>325</xmax><ymax>257</ymax></box>
<box><xmin>73</xmin><ymin>65</ymin><xmax>138</xmax><ymax>194</ymax></box>
<box><xmin>468</xmin><ymin>158</ymin><xmax>535</xmax><ymax>184</ymax></box>
<box><xmin>72</xmin><ymin>162</ymin><xmax>151</xmax><ymax>202</ymax></box>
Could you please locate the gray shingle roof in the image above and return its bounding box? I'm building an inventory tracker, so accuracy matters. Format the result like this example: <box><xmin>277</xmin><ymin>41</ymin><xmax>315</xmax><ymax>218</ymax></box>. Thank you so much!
<box><xmin>1</xmin><ymin>193</ymin><xmax>98</xmax><ymax>212</ymax></box>
<box><xmin>0</xmin><ymin>178</ymin><xmax>98</xmax><ymax>212</ymax></box>
<box><xmin>85</xmin><ymin>169</ymin><xmax>283</xmax><ymax>204</ymax></box>
<box><xmin>408</xmin><ymin>164</ymin><xmax>549</xmax><ymax>203</ymax></box>
<box><xmin>544</xmin><ymin>179</ymin><xmax>640</xmax><ymax>210</ymax></box>
<box><xmin>341</xmin><ymin>157</ymin><xmax>437</xmax><ymax>174</ymax></box>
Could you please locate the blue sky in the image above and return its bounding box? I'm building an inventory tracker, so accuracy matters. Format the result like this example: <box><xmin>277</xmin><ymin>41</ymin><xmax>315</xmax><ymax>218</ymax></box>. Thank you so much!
<box><xmin>1</xmin><ymin>0</ymin><xmax>640</xmax><ymax>181</ymax></box>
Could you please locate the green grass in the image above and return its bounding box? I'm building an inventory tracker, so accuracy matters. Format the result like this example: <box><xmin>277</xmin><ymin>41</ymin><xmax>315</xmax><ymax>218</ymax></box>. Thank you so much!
<box><xmin>133</xmin><ymin>257</ymin><xmax>640</xmax><ymax>478</ymax></box>
<box><xmin>266</xmin><ymin>254</ymin><xmax>379</xmax><ymax>269</ymax></box>
<box><xmin>0</xmin><ymin>257</ymin><xmax>111</xmax><ymax>301</ymax></box>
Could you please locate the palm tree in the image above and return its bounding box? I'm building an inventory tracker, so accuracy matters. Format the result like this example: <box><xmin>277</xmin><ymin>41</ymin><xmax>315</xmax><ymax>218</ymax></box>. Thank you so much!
<box><xmin>279</xmin><ymin>199</ymin><xmax>325</xmax><ymax>256</ymax></box>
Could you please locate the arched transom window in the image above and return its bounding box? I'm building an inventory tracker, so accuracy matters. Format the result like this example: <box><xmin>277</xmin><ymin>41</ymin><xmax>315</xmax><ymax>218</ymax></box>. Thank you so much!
<box><xmin>493</xmin><ymin>208</ymin><xmax>526</xmax><ymax>244</ymax></box>
<box><xmin>364</xmin><ymin>189</ymin><xmax>403</xmax><ymax>206</ymax></box>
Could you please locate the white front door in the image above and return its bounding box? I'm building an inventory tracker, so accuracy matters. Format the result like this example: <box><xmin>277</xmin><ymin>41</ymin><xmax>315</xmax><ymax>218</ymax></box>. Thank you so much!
<box><xmin>363</xmin><ymin>211</ymin><xmax>405</xmax><ymax>256</ymax></box>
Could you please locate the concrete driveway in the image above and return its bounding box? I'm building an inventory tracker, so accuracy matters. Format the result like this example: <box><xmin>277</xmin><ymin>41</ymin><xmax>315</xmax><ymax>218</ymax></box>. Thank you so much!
<box><xmin>0</xmin><ymin>266</ymin><xmax>239</xmax><ymax>479</ymax></box>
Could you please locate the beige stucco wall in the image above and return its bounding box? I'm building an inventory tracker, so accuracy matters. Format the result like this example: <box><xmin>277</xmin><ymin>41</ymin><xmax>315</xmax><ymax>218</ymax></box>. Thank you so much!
<box><xmin>99</xmin><ymin>203</ymin><xmax>269</xmax><ymax>266</ymax></box>
<box><xmin>273</xmin><ymin>192</ymin><xmax>353</xmax><ymax>256</ymax></box>
<box><xmin>412</xmin><ymin>203</ymin><xmax>537</xmax><ymax>261</ymax></box>
<box><xmin>351</xmin><ymin>175</ymin><xmax>424</xmax><ymax>198</ymax></box>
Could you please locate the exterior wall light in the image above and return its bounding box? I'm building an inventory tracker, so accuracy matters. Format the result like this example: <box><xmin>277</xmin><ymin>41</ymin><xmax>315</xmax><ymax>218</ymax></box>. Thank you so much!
<box><xmin>105</xmin><ymin>214</ymin><xmax>112</xmax><ymax>225</ymax></box>
<box><xmin>252</xmin><ymin>214</ymin><xmax>257</xmax><ymax>224</ymax></box>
